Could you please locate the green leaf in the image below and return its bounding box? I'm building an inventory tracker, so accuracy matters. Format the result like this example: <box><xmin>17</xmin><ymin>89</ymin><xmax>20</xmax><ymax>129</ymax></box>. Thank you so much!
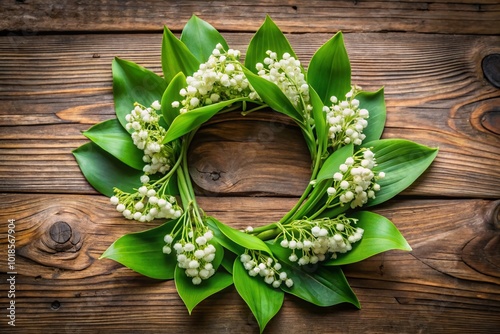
<box><xmin>268</xmin><ymin>243</ymin><xmax>360</xmax><ymax>308</ymax></box>
<box><xmin>245</xmin><ymin>15</ymin><xmax>297</xmax><ymax>74</ymax></box>
<box><xmin>162</xmin><ymin>26</ymin><xmax>200</xmax><ymax>83</ymax></box>
<box><xmin>100</xmin><ymin>219</ymin><xmax>179</xmax><ymax>279</ymax></box>
<box><xmin>310</xmin><ymin>85</ymin><xmax>328</xmax><ymax>152</ymax></box>
<box><xmin>233</xmin><ymin>258</ymin><xmax>284</xmax><ymax>333</ymax></box>
<box><xmin>316</xmin><ymin>143</ymin><xmax>353</xmax><ymax>182</ymax></box>
<box><xmin>112</xmin><ymin>57</ymin><xmax>167</xmax><ymax>128</ymax></box>
<box><xmin>362</xmin><ymin>139</ymin><xmax>438</xmax><ymax>206</ymax></box>
<box><xmin>325</xmin><ymin>211</ymin><xmax>411</xmax><ymax>266</ymax></box>
<box><xmin>221</xmin><ymin>251</ymin><xmax>237</xmax><ymax>274</ymax></box>
<box><xmin>161</xmin><ymin>72</ymin><xmax>186</xmax><ymax>127</ymax></box>
<box><xmin>175</xmin><ymin>267</ymin><xmax>233</xmax><ymax>314</ymax></box>
<box><xmin>180</xmin><ymin>15</ymin><xmax>229</xmax><ymax>63</ymax></box>
<box><xmin>356</xmin><ymin>88</ymin><xmax>386</xmax><ymax>143</ymax></box>
<box><xmin>242</xmin><ymin>68</ymin><xmax>303</xmax><ymax>123</ymax></box>
<box><xmin>83</xmin><ymin>119</ymin><xmax>144</xmax><ymax>170</ymax></box>
<box><xmin>73</xmin><ymin>142</ymin><xmax>143</xmax><ymax>197</ymax></box>
<box><xmin>307</xmin><ymin>31</ymin><xmax>351</xmax><ymax>105</ymax></box>
<box><xmin>288</xmin><ymin>266</ymin><xmax>360</xmax><ymax>308</ymax></box>
<box><xmin>162</xmin><ymin>98</ymin><xmax>246</xmax><ymax>143</ymax></box>
<box><xmin>163</xmin><ymin>170</ymin><xmax>180</xmax><ymax>196</ymax></box>
<box><xmin>214</xmin><ymin>218</ymin><xmax>272</xmax><ymax>254</ymax></box>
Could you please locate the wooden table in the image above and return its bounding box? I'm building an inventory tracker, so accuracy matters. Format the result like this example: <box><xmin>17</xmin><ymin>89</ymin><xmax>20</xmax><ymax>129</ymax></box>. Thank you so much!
<box><xmin>1</xmin><ymin>1</ymin><xmax>499</xmax><ymax>332</ymax></box>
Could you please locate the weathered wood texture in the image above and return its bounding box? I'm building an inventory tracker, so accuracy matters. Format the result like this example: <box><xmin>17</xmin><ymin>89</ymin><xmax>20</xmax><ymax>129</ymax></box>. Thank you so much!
<box><xmin>0</xmin><ymin>1</ymin><xmax>499</xmax><ymax>333</ymax></box>
<box><xmin>2</xmin><ymin>0</ymin><xmax>500</xmax><ymax>35</ymax></box>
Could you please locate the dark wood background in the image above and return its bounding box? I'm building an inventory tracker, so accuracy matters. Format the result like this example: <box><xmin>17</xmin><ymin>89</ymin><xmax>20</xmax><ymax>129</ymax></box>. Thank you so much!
<box><xmin>1</xmin><ymin>0</ymin><xmax>499</xmax><ymax>332</ymax></box>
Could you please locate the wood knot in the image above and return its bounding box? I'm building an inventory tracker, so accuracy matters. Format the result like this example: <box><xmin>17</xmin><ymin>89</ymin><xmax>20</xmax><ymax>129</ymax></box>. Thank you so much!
<box><xmin>16</xmin><ymin>206</ymin><xmax>93</xmax><ymax>272</ymax></box>
<box><xmin>486</xmin><ymin>200</ymin><xmax>500</xmax><ymax>230</ymax></box>
<box><xmin>460</xmin><ymin>200</ymin><xmax>500</xmax><ymax>284</ymax></box>
<box><xmin>44</xmin><ymin>221</ymin><xmax>82</xmax><ymax>252</ymax></box>
<box><xmin>482</xmin><ymin>54</ymin><xmax>500</xmax><ymax>88</ymax></box>
<box><xmin>49</xmin><ymin>221</ymin><xmax>72</xmax><ymax>244</ymax></box>
<box><xmin>462</xmin><ymin>234</ymin><xmax>500</xmax><ymax>282</ymax></box>
<box><xmin>480</xmin><ymin>110</ymin><xmax>500</xmax><ymax>136</ymax></box>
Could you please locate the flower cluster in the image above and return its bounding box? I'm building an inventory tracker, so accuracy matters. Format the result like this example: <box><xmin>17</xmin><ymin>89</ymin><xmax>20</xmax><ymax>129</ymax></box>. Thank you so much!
<box><xmin>164</xmin><ymin>227</ymin><xmax>217</xmax><ymax>285</ymax></box>
<box><xmin>256</xmin><ymin>50</ymin><xmax>311</xmax><ymax>114</ymax></box>
<box><xmin>172</xmin><ymin>44</ymin><xmax>256</xmax><ymax>113</ymax></box>
<box><xmin>278</xmin><ymin>215</ymin><xmax>363</xmax><ymax>263</ymax></box>
<box><xmin>125</xmin><ymin>101</ymin><xmax>175</xmax><ymax>175</ymax></box>
<box><xmin>111</xmin><ymin>185</ymin><xmax>182</xmax><ymax>222</ymax></box>
<box><xmin>240</xmin><ymin>250</ymin><xmax>293</xmax><ymax>288</ymax></box>
<box><xmin>327</xmin><ymin>148</ymin><xmax>385</xmax><ymax>209</ymax></box>
<box><xmin>323</xmin><ymin>86</ymin><xmax>369</xmax><ymax>149</ymax></box>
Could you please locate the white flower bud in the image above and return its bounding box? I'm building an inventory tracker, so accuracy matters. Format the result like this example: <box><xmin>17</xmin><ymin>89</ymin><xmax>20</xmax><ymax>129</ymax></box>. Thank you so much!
<box><xmin>110</xmin><ymin>196</ymin><xmax>119</xmax><ymax>205</ymax></box>
<box><xmin>151</xmin><ymin>100</ymin><xmax>161</xmax><ymax>110</ymax></box>
<box><xmin>134</xmin><ymin>201</ymin><xmax>144</xmax><ymax>211</ymax></box>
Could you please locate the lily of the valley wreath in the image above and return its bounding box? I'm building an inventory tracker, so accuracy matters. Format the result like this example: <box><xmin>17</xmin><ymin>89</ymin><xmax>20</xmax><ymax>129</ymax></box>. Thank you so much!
<box><xmin>73</xmin><ymin>15</ymin><xmax>438</xmax><ymax>333</ymax></box>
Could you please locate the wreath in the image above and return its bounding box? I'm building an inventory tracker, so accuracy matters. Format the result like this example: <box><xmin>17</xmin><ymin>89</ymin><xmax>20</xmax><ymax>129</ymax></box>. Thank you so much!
<box><xmin>74</xmin><ymin>16</ymin><xmax>438</xmax><ymax>332</ymax></box>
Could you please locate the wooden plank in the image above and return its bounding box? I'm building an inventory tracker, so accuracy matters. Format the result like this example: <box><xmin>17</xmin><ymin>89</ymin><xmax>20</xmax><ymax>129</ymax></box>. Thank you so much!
<box><xmin>0</xmin><ymin>33</ymin><xmax>499</xmax><ymax>197</ymax></box>
<box><xmin>0</xmin><ymin>194</ymin><xmax>498</xmax><ymax>332</ymax></box>
<box><xmin>2</xmin><ymin>0</ymin><xmax>500</xmax><ymax>35</ymax></box>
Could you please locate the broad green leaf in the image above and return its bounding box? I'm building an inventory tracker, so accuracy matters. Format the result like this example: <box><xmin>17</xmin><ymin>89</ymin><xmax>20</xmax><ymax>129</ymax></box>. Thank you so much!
<box><xmin>233</xmin><ymin>258</ymin><xmax>284</xmax><ymax>333</ymax></box>
<box><xmin>307</xmin><ymin>31</ymin><xmax>351</xmax><ymax>105</ymax></box>
<box><xmin>221</xmin><ymin>251</ymin><xmax>237</xmax><ymax>274</ymax></box>
<box><xmin>162</xmin><ymin>98</ymin><xmax>246</xmax><ymax>143</ymax></box>
<box><xmin>162</xmin><ymin>26</ymin><xmax>200</xmax><ymax>83</ymax></box>
<box><xmin>214</xmin><ymin>218</ymin><xmax>272</xmax><ymax>254</ymax></box>
<box><xmin>245</xmin><ymin>15</ymin><xmax>297</xmax><ymax>74</ymax></box>
<box><xmin>310</xmin><ymin>85</ymin><xmax>328</xmax><ymax>153</ymax></box>
<box><xmin>180</xmin><ymin>15</ymin><xmax>229</xmax><ymax>63</ymax></box>
<box><xmin>73</xmin><ymin>142</ymin><xmax>143</xmax><ymax>197</ymax></box>
<box><xmin>268</xmin><ymin>243</ymin><xmax>360</xmax><ymax>308</ymax></box>
<box><xmin>325</xmin><ymin>211</ymin><xmax>411</xmax><ymax>266</ymax></box>
<box><xmin>161</xmin><ymin>72</ymin><xmax>186</xmax><ymax>126</ymax></box>
<box><xmin>112</xmin><ymin>57</ymin><xmax>167</xmax><ymax>128</ymax></box>
<box><xmin>242</xmin><ymin>68</ymin><xmax>303</xmax><ymax>123</ymax></box>
<box><xmin>83</xmin><ymin>119</ymin><xmax>144</xmax><ymax>170</ymax></box>
<box><xmin>356</xmin><ymin>88</ymin><xmax>386</xmax><ymax>143</ymax></box>
<box><xmin>163</xmin><ymin>170</ymin><xmax>180</xmax><ymax>196</ymax></box>
<box><xmin>362</xmin><ymin>139</ymin><xmax>438</xmax><ymax>206</ymax></box>
<box><xmin>316</xmin><ymin>143</ymin><xmax>353</xmax><ymax>182</ymax></box>
<box><xmin>206</xmin><ymin>217</ymin><xmax>245</xmax><ymax>255</ymax></box>
<box><xmin>175</xmin><ymin>267</ymin><xmax>233</xmax><ymax>314</ymax></box>
<box><xmin>100</xmin><ymin>219</ymin><xmax>179</xmax><ymax>279</ymax></box>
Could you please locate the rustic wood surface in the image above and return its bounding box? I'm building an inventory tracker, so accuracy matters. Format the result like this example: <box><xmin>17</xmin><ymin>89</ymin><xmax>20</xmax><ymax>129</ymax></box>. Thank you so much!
<box><xmin>1</xmin><ymin>0</ymin><xmax>499</xmax><ymax>333</ymax></box>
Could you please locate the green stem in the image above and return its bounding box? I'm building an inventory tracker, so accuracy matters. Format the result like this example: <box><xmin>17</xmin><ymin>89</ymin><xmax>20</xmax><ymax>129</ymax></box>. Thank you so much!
<box><xmin>255</xmin><ymin>228</ymin><xmax>280</xmax><ymax>241</ymax></box>
<box><xmin>249</xmin><ymin>222</ymin><xmax>278</xmax><ymax>234</ymax></box>
<box><xmin>307</xmin><ymin>203</ymin><xmax>328</xmax><ymax>220</ymax></box>
<box><xmin>278</xmin><ymin>138</ymin><xmax>325</xmax><ymax>224</ymax></box>
<box><xmin>240</xmin><ymin>103</ymin><xmax>268</xmax><ymax>116</ymax></box>
<box><xmin>177</xmin><ymin>165</ymin><xmax>192</xmax><ymax>208</ymax></box>
<box><xmin>176</xmin><ymin>131</ymin><xmax>208</xmax><ymax>225</ymax></box>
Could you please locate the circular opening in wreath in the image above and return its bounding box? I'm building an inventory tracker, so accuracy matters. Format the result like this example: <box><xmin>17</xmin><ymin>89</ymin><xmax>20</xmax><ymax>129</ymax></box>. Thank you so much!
<box><xmin>188</xmin><ymin>109</ymin><xmax>311</xmax><ymax>197</ymax></box>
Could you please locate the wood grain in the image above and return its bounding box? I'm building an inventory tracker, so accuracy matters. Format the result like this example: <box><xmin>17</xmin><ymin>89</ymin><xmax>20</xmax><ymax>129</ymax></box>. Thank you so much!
<box><xmin>0</xmin><ymin>194</ymin><xmax>499</xmax><ymax>332</ymax></box>
<box><xmin>1</xmin><ymin>2</ymin><xmax>499</xmax><ymax>332</ymax></box>
<box><xmin>0</xmin><ymin>33</ymin><xmax>499</xmax><ymax>197</ymax></box>
<box><xmin>2</xmin><ymin>0</ymin><xmax>500</xmax><ymax>35</ymax></box>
